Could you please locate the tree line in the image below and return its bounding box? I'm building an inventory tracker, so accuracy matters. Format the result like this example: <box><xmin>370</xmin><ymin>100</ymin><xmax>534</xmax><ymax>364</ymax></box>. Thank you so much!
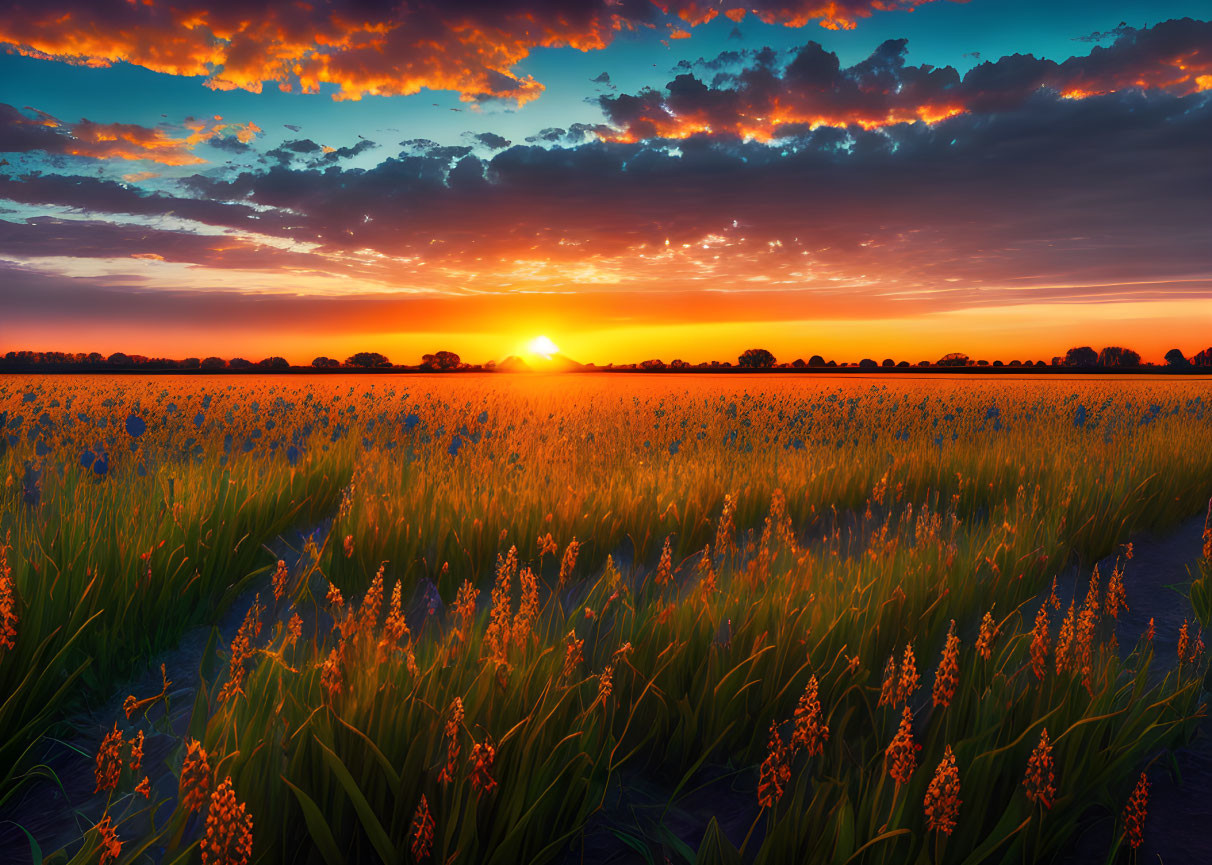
<box><xmin>0</xmin><ymin>350</ymin><xmax>475</xmax><ymax>372</ymax></box>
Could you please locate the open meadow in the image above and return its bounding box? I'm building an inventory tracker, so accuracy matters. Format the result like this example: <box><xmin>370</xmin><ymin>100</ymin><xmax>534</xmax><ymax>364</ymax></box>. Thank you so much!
<box><xmin>1</xmin><ymin>373</ymin><xmax>1211</xmax><ymax>865</ymax></box>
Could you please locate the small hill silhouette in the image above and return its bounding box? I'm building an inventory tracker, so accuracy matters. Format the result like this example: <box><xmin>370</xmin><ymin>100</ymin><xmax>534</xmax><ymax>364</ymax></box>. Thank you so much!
<box><xmin>497</xmin><ymin>352</ymin><xmax>583</xmax><ymax>373</ymax></box>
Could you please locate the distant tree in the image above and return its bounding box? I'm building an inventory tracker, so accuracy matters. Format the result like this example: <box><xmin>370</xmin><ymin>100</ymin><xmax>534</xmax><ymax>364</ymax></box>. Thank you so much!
<box><xmin>897</xmin><ymin>360</ymin><xmax>910</xmax><ymax>367</ymax></box>
<box><xmin>200</xmin><ymin>356</ymin><xmax>227</xmax><ymax>370</ymax></box>
<box><xmin>1098</xmin><ymin>346</ymin><xmax>1141</xmax><ymax>368</ymax></box>
<box><xmin>420</xmin><ymin>351</ymin><xmax>460</xmax><ymax>370</ymax></box>
<box><xmin>992</xmin><ymin>360</ymin><xmax>1003</xmax><ymax>367</ymax></box>
<box><xmin>258</xmin><ymin>356</ymin><xmax>290</xmax><ymax>369</ymax></box>
<box><xmin>737</xmin><ymin>348</ymin><xmax>776</xmax><ymax>369</ymax></box>
<box><xmin>228</xmin><ymin>357</ymin><xmax>253</xmax><ymax>369</ymax></box>
<box><xmin>1164</xmin><ymin>348</ymin><xmax>1189</xmax><ymax>368</ymax></box>
<box><xmin>107</xmin><ymin>352</ymin><xmax>131</xmax><ymax>366</ymax></box>
<box><xmin>807</xmin><ymin>355</ymin><xmax>826</xmax><ymax>367</ymax></box>
<box><xmin>347</xmin><ymin>351</ymin><xmax>392</xmax><ymax>368</ymax></box>
<box><xmin>639</xmin><ymin>358</ymin><xmax>665</xmax><ymax>371</ymax></box>
<box><xmin>826</xmin><ymin>360</ymin><xmax>837</xmax><ymax>368</ymax></box>
<box><xmin>859</xmin><ymin>358</ymin><xmax>877</xmax><ymax>369</ymax></box>
<box><xmin>881</xmin><ymin>358</ymin><xmax>894</xmax><ymax>367</ymax></box>
<box><xmin>936</xmin><ymin>352</ymin><xmax>969</xmax><ymax>367</ymax></box>
<box><xmin>86</xmin><ymin>352</ymin><xmax>105</xmax><ymax>365</ymax></box>
<box><xmin>669</xmin><ymin>359</ymin><xmax>690</xmax><ymax>369</ymax></box>
<box><xmin>1193</xmin><ymin>347</ymin><xmax>1212</xmax><ymax>367</ymax></box>
<box><xmin>1022</xmin><ymin>360</ymin><xmax>1033</xmax><ymax>367</ymax></box>
<box><xmin>180</xmin><ymin>357</ymin><xmax>201</xmax><ymax>369</ymax></box>
<box><xmin>1008</xmin><ymin>360</ymin><xmax>1021</xmax><ymax>366</ymax></box>
<box><xmin>1064</xmin><ymin>346</ymin><xmax>1098</xmax><ymax>367</ymax></box>
<box><xmin>791</xmin><ymin>358</ymin><xmax>806</xmax><ymax>368</ymax></box>
<box><xmin>311</xmin><ymin>356</ymin><xmax>340</xmax><ymax>369</ymax></box>
<box><xmin>918</xmin><ymin>360</ymin><xmax>930</xmax><ymax>367</ymax></box>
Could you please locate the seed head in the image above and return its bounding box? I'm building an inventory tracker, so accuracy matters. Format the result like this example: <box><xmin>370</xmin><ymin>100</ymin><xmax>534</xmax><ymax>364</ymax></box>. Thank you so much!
<box><xmin>202</xmin><ymin>776</ymin><xmax>253</xmax><ymax>865</ymax></box>
<box><xmin>878</xmin><ymin>655</ymin><xmax>897</xmax><ymax>707</ymax></box>
<box><xmin>975</xmin><ymin>609</ymin><xmax>999</xmax><ymax>661</ymax></box>
<box><xmin>1122</xmin><ymin>772</ymin><xmax>1149</xmax><ymax>850</ymax></box>
<box><xmin>654</xmin><ymin>536</ymin><xmax>673</xmax><ymax>587</ymax></box>
<box><xmin>272</xmin><ymin>559</ymin><xmax>289</xmax><ymax>603</ymax></box>
<box><xmin>1023</xmin><ymin>728</ymin><xmax>1055</xmax><ymax>809</ymax></box>
<box><xmin>1054</xmin><ymin>601</ymin><xmax>1075</xmax><ymax>675</ymax></box>
<box><xmin>410</xmin><ymin>795</ymin><xmax>435</xmax><ymax>863</ymax></box>
<box><xmin>558</xmin><ymin>539</ymin><xmax>581</xmax><ymax>588</ymax></box>
<box><xmin>468</xmin><ymin>740</ymin><xmax>498</xmax><ymax>798</ymax></box>
<box><xmin>437</xmin><ymin>698</ymin><xmax>464</xmax><ymax>786</ymax></box>
<box><xmin>96</xmin><ymin>816</ymin><xmax>121</xmax><ymax>865</ymax></box>
<box><xmin>932</xmin><ymin>621</ymin><xmax>960</xmax><ymax>709</ymax></box>
<box><xmin>923</xmin><ymin>745</ymin><xmax>961</xmax><ymax>835</ymax></box>
<box><xmin>0</xmin><ymin>542</ymin><xmax>16</xmax><ymax>653</ymax></box>
<box><xmin>95</xmin><ymin>723</ymin><xmax>124</xmax><ymax>793</ymax></box>
<box><xmin>885</xmin><ymin>706</ymin><xmax>920</xmax><ymax>788</ymax></box>
<box><xmin>129</xmin><ymin>729</ymin><xmax>144</xmax><ymax>773</ymax></box>
<box><xmin>180</xmin><ymin>739</ymin><xmax>212</xmax><ymax>813</ymax></box>
<box><xmin>756</xmin><ymin>722</ymin><xmax>790</xmax><ymax>809</ymax></box>
<box><xmin>897</xmin><ymin>643</ymin><xmax>919</xmax><ymax>706</ymax></box>
<box><xmin>791</xmin><ymin>675</ymin><xmax>829</xmax><ymax>757</ymax></box>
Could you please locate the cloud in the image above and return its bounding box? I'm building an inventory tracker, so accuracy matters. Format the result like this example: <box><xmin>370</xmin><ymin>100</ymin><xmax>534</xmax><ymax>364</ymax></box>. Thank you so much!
<box><xmin>591</xmin><ymin>72</ymin><xmax>611</xmax><ymax>84</ymax></box>
<box><xmin>0</xmin><ymin>1</ymin><xmax>957</xmax><ymax>104</ymax></box>
<box><xmin>473</xmin><ymin>132</ymin><xmax>512</xmax><ymax>149</ymax></box>
<box><xmin>598</xmin><ymin>18</ymin><xmax>1212</xmax><ymax>141</ymax></box>
<box><xmin>0</xmin><ymin>103</ymin><xmax>261</xmax><ymax>165</ymax></box>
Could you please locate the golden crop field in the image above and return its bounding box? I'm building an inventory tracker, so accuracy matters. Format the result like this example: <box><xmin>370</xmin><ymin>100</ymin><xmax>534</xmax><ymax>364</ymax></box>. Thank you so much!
<box><xmin>1</xmin><ymin>373</ymin><xmax>1211</xmax><ymax>865</ymax></box>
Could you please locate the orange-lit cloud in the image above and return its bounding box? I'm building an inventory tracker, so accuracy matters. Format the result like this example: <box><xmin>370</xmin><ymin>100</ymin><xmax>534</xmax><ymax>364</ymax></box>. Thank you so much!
<box><xmin>0</xmin><ymin>1</ymin><xmax>954</xmax><ymax>103</ymax></box>
<box><xmin>600</xmin><ymin>18</ymin><xmax>1212</xmax><ymax>140</ymax></box>
<box><xmin>0</xmin><ymin>103</ymin><xmax>260</xmax><ymax>164</ymax></box>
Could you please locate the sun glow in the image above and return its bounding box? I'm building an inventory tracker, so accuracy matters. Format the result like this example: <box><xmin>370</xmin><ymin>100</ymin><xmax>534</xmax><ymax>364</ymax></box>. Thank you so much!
<box><xmin>528</xmin><ymin>335</ymin><xmax>560</xmax><ymax>357</ymax></box>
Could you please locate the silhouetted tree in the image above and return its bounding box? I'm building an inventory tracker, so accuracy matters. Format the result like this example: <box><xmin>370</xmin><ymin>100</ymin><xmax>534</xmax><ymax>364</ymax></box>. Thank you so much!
<box><xmin>228</xmin><ymin>357</ymin><xmax>253</xmax><ymax>369</ymax></box>
<box><xmin>639</xmin><ymin>358</ymin><xmax>665</xmax><ymax>371</ymax></box>
<box><xmin>107</xmin><ymin>352</ymin><xmax>131</xmax><ymax>366</ymax></box>
<box><xmin>936</xmin><ymin>352</ymin><xmax>969</xmax><ymax>367</ymax></box>
<box><xmin>180</xmin><ymin>357</ymin><xmax>200</xmax><ymax>369</ymax></box>
<box><xmin>737</xmin><ymin>348</ymin><xmax>775</xmax><ymax>368</ymax></box>
<box><xmin>258</xmin><ymin>356</ymin><xmax>290</xmax><ymax>369</ymax></box>
<box><xmin>347</xmin><ymin>351</ymin><xmax>391</xmax><ymax>368</ymax></box>
<box><xmin>200</xmin><ymin>357</ymin><xmax>227</xmax><ymax>370</ymax></box>
<box><xmin>419</xmin><ymin>350</ymin><xmax>459</xmax><ymax>370</ymax></box>
<box><xmin>311</xmin><ymin>356</ymin><xmax>340</xmax><ymax>369</ymax></box>
<box><xmin>1193</xmin><ymin>347</ymin><xmax>1212</xmax><ymax>367</ymax></box>
<box><xmin>791</xmin><ymin>358</ymin><xmax>806</xmax><ymax>368</ymax></box>
<box><xmin>1164</xmin><ymin>348</ymin><xmax>1189</xmax><ymax>368</ymax></box>
<box><xmin>669</xmin><ymin>359</ymin><xmax>690</xmax><ymax>369</ymax></box>
<box><xmin>881</xmin><ymin>358</ymin><xmax>894</xmax><ymax>367</ymax></box>
<box><xmin>897</xmin><ymin>360</ymin><xmax>910</xmax><ymax>367</ymax></box>
<box><xmin>1008</xmin><ymin>360</ymin><xmax>1021</xmax><ymax>366</ymax></box>
<box><xmin>808</xmin><ymin>355</ymin><xmax>825</xmax><ymax>367</ymax></box>
<box><xmin>859</xmin><ymin>358</ymin><xmax>877</xmax><ymax>368</ymax></box>
<box><xmin>1097</xmin><ymin>346</ymin><xmax>1141</xmax><ymax>368</ymax></box>
<box><xmin>1064</xmin><ymin>346</ymin><xmax>1098</xmax><ymax>367</ymax></box>
<box><xmin>992</xmin><ymin>360</ymin><xmax>1004</xmax><ymax>367</ymax></box>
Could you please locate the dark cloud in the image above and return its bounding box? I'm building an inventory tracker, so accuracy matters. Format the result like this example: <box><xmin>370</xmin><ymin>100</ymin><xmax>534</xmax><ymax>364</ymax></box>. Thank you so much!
<box><xmin>473</xmin><ymin>132</ymin><xmax>512</xmax><ymax>149</ymax></box>
<box><xmin>591</xmin><ymin>72</ymin><xmax>611</xmax><ymax>83</ymax></box>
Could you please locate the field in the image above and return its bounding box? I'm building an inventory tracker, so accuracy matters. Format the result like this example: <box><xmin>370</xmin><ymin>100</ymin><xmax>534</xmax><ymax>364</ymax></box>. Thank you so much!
<box><xmin>1</xmin><ymin>373</ymin><xmax>1211</xmax><ymax>865</ymax></box>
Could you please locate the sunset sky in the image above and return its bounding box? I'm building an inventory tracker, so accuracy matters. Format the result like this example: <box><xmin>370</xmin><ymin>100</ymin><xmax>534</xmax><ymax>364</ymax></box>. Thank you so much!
<box><xmin>1</xmin><ymin>1</ymin><xmax>1209</xmax><ymax>365</ymax></box>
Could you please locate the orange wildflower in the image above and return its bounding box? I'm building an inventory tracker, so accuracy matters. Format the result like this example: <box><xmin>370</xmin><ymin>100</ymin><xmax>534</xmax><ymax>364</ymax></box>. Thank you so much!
<box><xmin>975</xmin><ymin>609</ymin><xmax>999</xmax><ymax>661</ymax></box>
<box><xmin>217</xmin><ymin>596</ymin><xmax>262</xmax><ymax>704</ymax></box>
<box><xmin>1047</xmin><ymin>576</ymin><xmax>1061</xmax><ymax>611</ymax></box>
<box><xmin>791</xmin><ymin>675</ymin><xmax>829</xmax><ymax>757</ymax></box>
<box><xmin>180</xmin><ymin>739</ymin><xmax>212</xmax><ymax>814</ymax></box>
<box><xmin>202</xmin><ymin>776</ymin><xmax>254</xmax><ymax>865</ymax></box>
<box><xmin>96</xmin><ymin>815</ymin><xmax>121</xmax><ymax>865</ymax></box>
<box><xmin>654</xmin><ymin>536</ymin><xmax>673</xmax><ymax>587</ymax></box>
<box><xmin>932</xmin><ymin>621</ymin><xmax>960</xmax><ymax>709</ymax></box>
<box><xmin>129</xmin><ymin>730</ymin><xmax>144</xmax><ymax>773</ymax></box>
<box><xmin>512</xmin><ymin>566</ymin><xmax>539</xmax><ymax>649</ymax></box>
<box><xmin>485</xmin><ymin>547</ymin><xmax>516</xmax><ymax>664</ymax></box>
<box><xmin>1075</xmin><ymin>607</ymin><xmax>1096</xmax><ymax>691</ymax></box>
<box><xmin>410</xmin><ymin>795</ymin><xmax>435</xmax><ymax>863</ymax></box>
<box><xmin>558</xmin><ymin>539</ymin><xmax>581</xmax><ymax>587</ymax></box>
<box><xmin>468</xmin><ymin>740</ymin><xmax>498</xmax><ymax>798</ymax></box>
<box><xmin>1105</xmin><ymin>565</ymin><xmax>1127</xmax><ymax>619</ymax></box>
<box><xmin>1122</xmin><ymin>772</ymin><xmax>1149</xmax><ymax>850</ymax></box>
<box><xmin>1023</xmin><ymin>728</ymin><xmax>1055</xmax><ymax>809</ymax></box>
<box><xmin>321</xmin><ymin>641</ymin><xmax>344</xmax><ymax>702</ymax></box>
<box><xmin>286</xmin><ymin>613</ymin><xmax>303</xmax><ymax>647</ymax></box>
<box><xmin>437</xmin><ymin>698</ymin><xmax>464</xmax><ymax>786</ymax></box>
<box><xmin>697</xmin><ymin>544</ymin><xmax>716</xmax><ymax>600</ymax></box>
<box><xmin>326</xmin><ymin>581</ymin><xmax>344</xmax><ymax>610</ymax></box>
<box><xmin>95</xmin><ymin>723</ymin><xmax>124</xmax><ymax>793</ymax></box>
<box><xmin>359</xmin><ymin>565</ymin><xmax>384</xmax><ymax>635</ymax></box>
<box><xmin>343</xmin><ymin>534</ymin><xmax>354</xmax><ymax>558</ymax></box>
<box><xmin>136</xmin><ymin>776</ymin><xmax>151</xmax><ymax>799</ymax></box>
<box><xmin>897</xmin><ymin>643</ymin><xmax>919</xmax><ymax>706</ymax></box>
<box><xmin>885</xmin><ymin>707</ymin><xmax>920</xmax><ymax>788</ymax></box>
<box><xmin>1054</xmin><ymin>601</ymin><xmax>1075</xmax><ymax>675</ymax></box>
<box><xmin>923</xmin><ymin>745</ymin><xmax>962</xmax><ymax>835</ymax></box>
<box><xmin>123</xmin><ymin>695</ymin><xmax>137</xmax><ymax>720</ymax></box>
<box><xmin>0</xmin><ymin>541</ymin><xmax>16</xmax><ymax>652</ymax></box>
<box><xmin>1145</xmin><ymin>617</ymin><xmax>1155</xmax><ymax>644</ymax></box>
<box><xmin>561</xmin><ymin>630</ymin><xmax>584</xmax><ymax>681</ymax></box>
<box><xmin>756</xmin><ymin>722</ymin><xmax>790</xmax><ymax>809</ymax></box>
<box><xmin>1178</xmin><ymin>620</ymin><xmax>1191</xmax><ymax>664</ymax></box>
<box><xmin>598</xmin><ymin>664</ymin><xmax>614</xmax><ymax>704</ymax></box>
<box><xmin>536</xmin><ymin>531</ymin><xmax>558</xmax><ymax>558</ymax></box>
<box><xmin>715</xmin><ymin>494</ymin><xmax>736</xmax><ymax>560</ymax></box>
<box><xmin>1083</xmin><ymin>564</ymin><xmax>1101</xmax><ymax>616</ymax></box>
<box><xmin>878</xmin><ymin>655</ymin><xmax>898</xmax><ymax>707</ymax></box>
<box><xmin>272</xmin><ymin>559</ymin><xmax>289</xmax><ymax>603</ymax></box>
<box><xmin>452</xmin><ymin>579</ymin><xmax>478</xmax><ymax>646</ymax></box>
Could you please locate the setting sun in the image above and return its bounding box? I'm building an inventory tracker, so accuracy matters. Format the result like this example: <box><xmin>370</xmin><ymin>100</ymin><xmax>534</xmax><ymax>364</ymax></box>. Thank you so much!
<box><xmin>527</xmin><ymin>335</ymin><xmax>560</xmax><ymax>358</ymax></box>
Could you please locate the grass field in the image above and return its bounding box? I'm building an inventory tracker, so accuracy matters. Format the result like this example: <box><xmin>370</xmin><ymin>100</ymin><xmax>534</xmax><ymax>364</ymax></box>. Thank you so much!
<box><xmin>1</xmin><ymin>373</ymin><xmax>1210</xmax><ymax>865</ymax></box>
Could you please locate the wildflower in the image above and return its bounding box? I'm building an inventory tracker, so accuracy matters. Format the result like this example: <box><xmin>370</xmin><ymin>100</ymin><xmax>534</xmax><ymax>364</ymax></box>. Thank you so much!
<box><xmin>1023</xmin><ymin>729</ymin><xmax>1055</xmax><ymax>809</ymax></box>
<box><xmin>1204</xmin><ymin>499</ymin><xmax>1212</xmax><ymax>562</ymax></box>
<box><xmin>468</xmin><ymin>741</ymin><xmax>498</xmax><ymax>798</ymax></box>
<box><xmin>558</xmin><ymin>539</ymin><xmax>581</xmax><ymax>587</ymax></box>
<box><xmin>0</xmin><ymin>542</ymin><xmax>16</xmax><ymax>652</ymax></box>
<box><xmin>878</xmin><ymin>655</ymin><xmax>897</xmax><ymax>707</ymax></box>
<box><xmin>359</xmin><ymin>565</ymin><xmax>384</xmax><ymax>635</ymax></box>
<box><xmin>791</xmin><ymin>675</ymin><xmax>829</xmax><ymax>757</ymax></box>
<box><xmin>561</xmin><ymin>630</ymin><xmax>584</xmax><ymax>681</ymax></box>
<box><xmin>1122</xmin><ymin>772</ymin><xmax>1149</xmax><ymax>850</ymax></box>
<box><xmin>129</xmin><ymin>730</ymin><xmax>144</xmax><ymax>773</ymax></box>
<box><xmin>1124</xmin><ymin>541</ymin><xmax>1135</xmax><ymax>561</ymax></box>
<box><xmin>756</xmin><ymin>722</ymin><xmax>790</xmax><ymax>809</ymax></box>
<box><xmin>932</xmin><ymin>621</ymin><xmax>960</xmax><ymax>709</ymax></box>
<box><xmin>217</xmin><ymin>596</ymin><xmax>262</xmax><ymax>704</ymax></box>
<box><xmin>697</xmin><ymin>544</ymin><xmax>716</xmax><ymax>599</ymax></box>
<box><xmin>923</xmin><ymin>745</ymin><xmax>962</xmax><ymax>835</ymax></box>
<box><xmin>321</xmin><ymin>642</ymin><xmax>344</xmax><ymax>702</ymax></box>
<box><xmin>180</xmin><ymin>739</ymin><xmax>212</xmax><ymax>813</ymax></box>
<box><xmin>715</xmin><ymin>494</ymin><xmax>736</xmax><ymax>559</ymax></box>
<box><xmin>1074</xmin><ymin>607</ymin><xmax>1096</xmax><ymax>691</ymax></box>
<box><xmin>437</xmin><ymin>698</ymin><xmax>464</xmax><ymax>786</ymax></box>
<box><xmin>343</xmin><ymin>534</ymin><xmax>354</xmax><ymax>558</ymax></box>
<box><xmin>1145</xmin><ymin>617</ymin><xmax>1155</xmax><ymax>644</ymax></box>
<box><xmin>123</xmin><ymin>695</ymin><xmax>137</xmax><ymax>720</ymax></box>
<box><xmin>202</xmin><ymin>777</ymin><xmax>254</xmax><ymax>865</ymax></box>
<box><xmin>1047</xmin><ymin>576</ymin><xmax>1061</xmax><ymax>611</ymax></box>
<box><xmin>136</xmin><ymin>776</ymin><xmax>151</xmax><ymax>799</ymax></box>
<box><xmin>598</xmin><ymin>664</ymin><xmax>614</xmax><ymax>704</ymax></box>
<box><xmin>410</xmin><ymin>795</ymin><xmax>435</xmax><ymax>862</ymax></box>
<box><xmin>1083</xmin><ymin>564</ymin><xmax>1100</xmax><ymax>616</ymax></box>
<box><xmin>272</xmin><ymin>559</ymin><xmax>289</xmax><ymax>603</ymax></box>
<box><xmin>512</xmin><ymin>567</ymin><xmax>539</xmax><ymax>649</ymax></box>
<box><xmin>1178</xmin><ymin>620</ymin><xmax>1191</xmax><ymax>665</ymax></box>
<box><xmin>1106</xmin><ymin>565</ymin><xmax>1127</xmax><ymax>619</ymax></box>
<box><xmin>286</xmin><ymin>614</ymin><xmax>303</xmax><ymax>647</ymax></box>
<box><xmin>886</xmin><ymin>707</ymin><xmax>919</xmax><ymax>788</ymax></box>
<box><xmin>536</xmin><ymin>532</ymin><xmax>558</xmax><ymax>558</ymax></box>
<box><xmin>95</xmin><ymin>723</ymin><xmax>124</xmax><ymax>793</ymax></box>
<box><xmin>96</xmin><ymin>816</ymin><xmax>121</xmax><ymax>865</ymax></box>
<box><xmin>1054</xmin><ymin>601</ymin><xmax>1075</xmax><ymax>675</ymax></box>
<box><xmin>975</xmin><ymin>610</ymin><xmax>999</xmax><ymax>661</ymax></box>
<box><xmin>897</xmin><ymin>643</ymin><xmax>919</xmax><ymax>706</ymax></box>
<box><xmin>452</xmin><ymin>579</ymin><xmax>478</xmax><ymax>646</ymax></box>
<box><xmin>654</xmin><ymin>536</ymin><xmax>673</xmax><ymax>587</ymax></box>
<box><xmin>485</xmin><ymin>547</ymin><xmax>516</xmax><ymax>665</ymax></box>
<box><xmin>326</xmin><ymin>582</ymin><xmax>344</xmax><ymax>610</ymax></box>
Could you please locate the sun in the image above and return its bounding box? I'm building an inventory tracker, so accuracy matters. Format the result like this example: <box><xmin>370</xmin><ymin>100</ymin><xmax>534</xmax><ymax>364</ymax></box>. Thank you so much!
<box><xmin>527</xmin><ymin>335</ymin><xmax>560</xmax><ymax>358</ymax></box>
